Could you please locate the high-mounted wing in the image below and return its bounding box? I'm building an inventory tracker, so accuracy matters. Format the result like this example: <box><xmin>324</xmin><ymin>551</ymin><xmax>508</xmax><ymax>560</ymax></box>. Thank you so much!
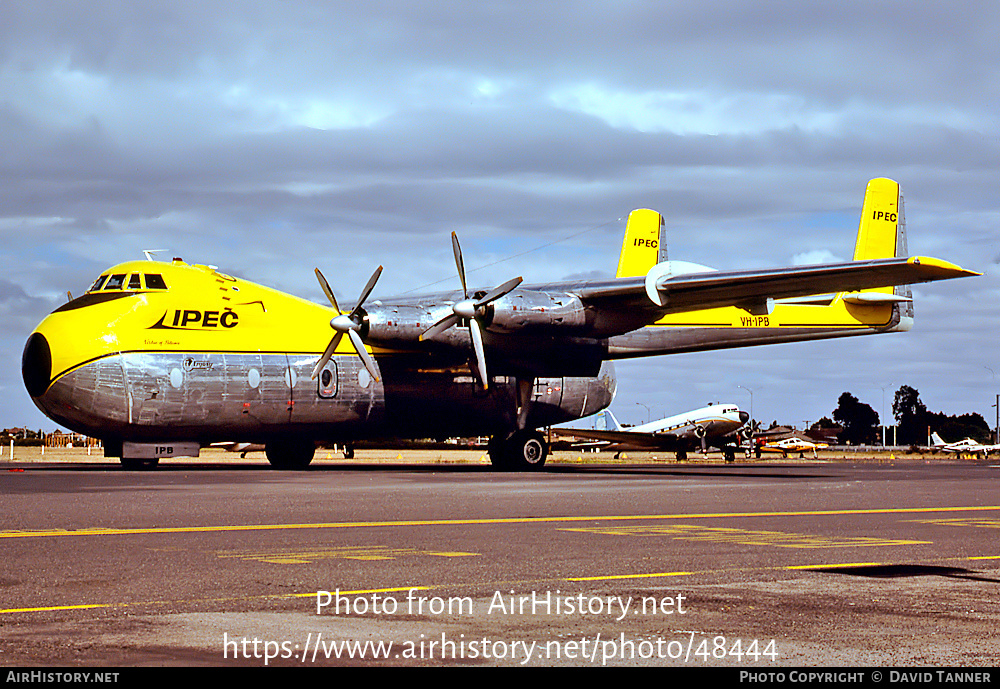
<box><xmin>560</xmin><ymin>255</ymin><xmax>976</xmax><ymax>337</ymax></box>
<box><xmin>365</xmin><ymin>178</ymin><xmax>978</xmax><ymax>374</ymax></box>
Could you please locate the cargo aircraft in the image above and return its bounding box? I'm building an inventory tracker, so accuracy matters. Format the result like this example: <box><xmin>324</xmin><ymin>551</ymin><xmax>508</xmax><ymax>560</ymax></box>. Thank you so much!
<box><xmin>22</xmin><ymin>179</ymin><xmax>977</xmax><ymax>469</ymax></box>
<box><xmin>550</xmin><ymin>404</ymin><xmax>750</xmax><ymax>461</ymax></box>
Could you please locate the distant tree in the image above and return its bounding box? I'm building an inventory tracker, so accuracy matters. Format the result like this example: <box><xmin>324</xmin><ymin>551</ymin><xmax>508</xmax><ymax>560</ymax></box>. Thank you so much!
<box><xmin>926</xmin><ymin>411</ymin><xmax>992</xmax><ymax>444</ymax></box>
<box><xmin>893</xmin><ymin>385</ymin><xmax>929</xmax><ymax>445</ymax></box>
<box><xmin>810</xmin><ymin>416</ymin><xmax>837</xmax><ymax>430</ymax></box>
<box><xmin>832</xmin><ymin>392</ymin><xmax>880</xmax><ymax>445</ymax></box>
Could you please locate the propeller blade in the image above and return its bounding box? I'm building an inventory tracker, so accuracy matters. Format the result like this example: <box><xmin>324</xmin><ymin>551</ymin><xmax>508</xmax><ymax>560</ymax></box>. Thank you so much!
<box><xmin>348</xmin><ymin>328</ymin><xmax>380</xmax><ymax>382</ymax></box>
<box><xmin>468</xmin><ymin>318</ymin><xmax>488</xmax><ymax>389</ymax></box>
<box><xmin>424</xmin><ymin>231</ymin><xmax>515</xmax><ymax>389</ymax></box>
<box><xmin>420</xmin><ymin>313</ymin><xmax>460</xmax><ymax>341</ymax></box>
<box><xmin>313</xmin><ymin>265</ymin><xmax>382</xmax><ymax>381</ymax></box>
<box><xmin>451</xmin><ymin>232</ymin><xmax>468</xmax><ymax>298</ymax></box>
<box><xmin>475</xmin><ymin>276</ymin><xmax>522</xmax><ymax>307</ymax></box>
<box><xmin>314</xmin><ymin>268</ymin><xmax>340</xmax><ymax>313</ymax></box>
<box><xmin>311</xmin><ymin>332</ymin><xmax>343</xmax><ymax>379</ymax></box>
<box><xmin>350</xmin><ymin>265</ymin><xmax>383</xmax><ymax>317</ymax></box>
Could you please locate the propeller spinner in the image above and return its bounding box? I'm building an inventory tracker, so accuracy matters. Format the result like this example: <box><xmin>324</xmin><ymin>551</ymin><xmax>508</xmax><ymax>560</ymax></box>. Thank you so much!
<box><xmin>420</xmin><ymin>232</ymin><xmax>522</xmax><ymax>389</ymax></box>
<box><xmin>311</xmin><ymin>265</ymin><xmax>383</xmax><ymax>382</ymax></box>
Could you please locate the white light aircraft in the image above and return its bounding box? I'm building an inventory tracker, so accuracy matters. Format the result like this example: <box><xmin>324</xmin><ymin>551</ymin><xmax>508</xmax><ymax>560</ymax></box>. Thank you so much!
<box><xmin>930</xmin><ymin>433</ymin><xmax>1000</xmax><ymax>458</ymax></box>
<box><xmin>756</xmin><ymin>436</ymin><xmax>830</xmax><ymax>458</ymax></box>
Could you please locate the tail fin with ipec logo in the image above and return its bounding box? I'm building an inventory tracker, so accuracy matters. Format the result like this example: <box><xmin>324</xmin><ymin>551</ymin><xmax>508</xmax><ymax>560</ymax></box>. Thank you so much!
<box><xmin>616</xmin><ymin>209</ymin><xmax>665</xmax><ymax>278</ymax></box>
<box><xmin>842</xmin><ymin>178</ymin><xmax>913</xmax><ymax>314</ymax></box>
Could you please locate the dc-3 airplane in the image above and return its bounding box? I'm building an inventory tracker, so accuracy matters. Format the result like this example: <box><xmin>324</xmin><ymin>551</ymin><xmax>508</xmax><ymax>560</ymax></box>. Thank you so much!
<box><xmin>930</xmin><ymin>432</ymin><xmax>1000</xmax><ymax>458</ymax></box>
<box><xmin>22</xmin><ymin>179</ymin><xmax>978</xmax><ymax>470</ymax></box>
<box><xmin>550</xmin><ymin>404</ymin><xmax>750</xmax><ymax>461</ymax></box>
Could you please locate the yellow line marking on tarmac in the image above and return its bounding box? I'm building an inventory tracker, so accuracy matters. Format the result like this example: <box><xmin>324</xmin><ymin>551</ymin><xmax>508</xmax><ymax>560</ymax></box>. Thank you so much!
<box><xmin>1</xmin><ymin>603</ymin><xmax>113</xmax><ymax>614</ymax></box>
<box><xmin>561</xmin><ymin>524</ymin><xmax>929</xmax><ymax>548</ymax></box>
<box><xmin>905</xmin><ymin>517</ymin><xmax>1000</xmax><ymax>529</ymax></box>
<box><xmin>785</xmin><ymin>561</ymin><xmax>886</xmax><ymax>570</ymax></box>
<box><xmin>215</xmin><ymin>545</ymin><xmax>479</xmax><ymax>564</ymax></box>
<box><xmin>566</xmin><ymin>572</ymin><xmax>693</xmax><ymax>581</ymax></box>
<box><xmin>288</xmin><ymin>586</ymin><xmax>431</xmax><ymax>599</ymax></box>
<box><xmin>2</xmin><ymin>505</ymin><xmax>999</xmax><ymax>540</ymax></box>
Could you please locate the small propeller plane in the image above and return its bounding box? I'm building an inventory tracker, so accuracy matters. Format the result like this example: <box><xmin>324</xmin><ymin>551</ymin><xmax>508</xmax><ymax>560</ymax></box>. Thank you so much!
<box><xmin>755</xmin><ymin>435</ymin><xmax>830</xmax><ymax>458</ymax></box>
<box><xmin>930</xmin><ymin>432</ymin><xmax>1000</xmax><ymax>458</ymax></box>
<box><xmin>22</xmin><ymin>178</ymin><xmax>978</xmax><ymax>469</ymax></box>
<box><xmin>550</xmin><ymin>403</ymin><xmax>750</xmax><ymax>461</ymax></box>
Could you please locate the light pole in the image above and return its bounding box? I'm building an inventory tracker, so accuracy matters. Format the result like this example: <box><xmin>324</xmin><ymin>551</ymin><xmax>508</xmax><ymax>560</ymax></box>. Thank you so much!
<box><xmin>987</xmin><ymin>367</ymin><xmax>998</xmax><ymax>445</ymax></box>
<box><xmin>879</xmin><ymin>384</ymin><xmax>890</xmax><ymax>447</ymax></box>
<box><xmin>636</xmin><ymin>402</ymin><xmax>651</xmax><ymax>425</ymax></box>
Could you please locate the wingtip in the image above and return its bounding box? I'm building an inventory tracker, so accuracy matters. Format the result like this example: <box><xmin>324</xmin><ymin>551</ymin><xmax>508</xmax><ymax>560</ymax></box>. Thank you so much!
<box><xmin>909</xmin><ymin>256</ymin><xmax>982</xmax><ymax>278</ymax></box>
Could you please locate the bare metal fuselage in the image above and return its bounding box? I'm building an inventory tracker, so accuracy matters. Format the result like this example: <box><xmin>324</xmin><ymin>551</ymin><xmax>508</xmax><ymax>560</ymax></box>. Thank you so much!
<box><xmin>34</xmin><ymin>347</ymin><xmax>616</xmax><ymax>445</ymax></box>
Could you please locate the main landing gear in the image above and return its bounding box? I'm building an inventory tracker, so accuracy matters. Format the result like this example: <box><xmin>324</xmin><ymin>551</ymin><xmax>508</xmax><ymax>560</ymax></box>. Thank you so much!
<box><xmin>265</xmin><ymin>438</ymin><xmax>316</xmax><ymax>469</ymax></box>
<box><xmin>488</xmin><ymin>430</ymin><xmax>549</xmax><ymax>471</ymax></box>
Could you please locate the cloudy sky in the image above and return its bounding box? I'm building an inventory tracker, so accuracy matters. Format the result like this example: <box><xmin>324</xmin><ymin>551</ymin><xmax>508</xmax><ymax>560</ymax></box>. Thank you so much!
<box><xmin>2</xmin><ymin>1</ymin><xmax>998</xmax><ymax>434</ymax></box>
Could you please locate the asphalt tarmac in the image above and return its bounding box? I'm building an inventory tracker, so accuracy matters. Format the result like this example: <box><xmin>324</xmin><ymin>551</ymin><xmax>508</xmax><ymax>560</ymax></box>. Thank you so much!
<box><xmin>2</xmin><ymin>448</ymin><xmax>999</xmax><ymax>667</ymax></box>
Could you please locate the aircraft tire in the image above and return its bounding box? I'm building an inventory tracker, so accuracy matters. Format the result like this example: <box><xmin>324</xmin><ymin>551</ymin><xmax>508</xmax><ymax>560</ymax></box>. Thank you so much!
<box><xmin>119</xmin><ymin>457</ymin><xmax>159</xmax><ymax>470</ymax></box>
<box><xmin>265</xmin><ymin>440</ymin><xmax>315</xmax><ymax>469</ymax></box>
<box><xmin>503</xmin><ymin>430</ymin><xmax>548</xmax><ymax>471</ymax></box>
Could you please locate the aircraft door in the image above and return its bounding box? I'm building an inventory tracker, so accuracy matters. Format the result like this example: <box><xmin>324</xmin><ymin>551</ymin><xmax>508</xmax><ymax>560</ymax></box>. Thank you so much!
<box><xmin>286</xmin><ymin>354</ymin><xmax>385</xmax><ymax>429</ymax></box>
<box><xmin>317</xmin><ymin>359</ymin><xmax>337</xmax><ymax>398</ymax></box>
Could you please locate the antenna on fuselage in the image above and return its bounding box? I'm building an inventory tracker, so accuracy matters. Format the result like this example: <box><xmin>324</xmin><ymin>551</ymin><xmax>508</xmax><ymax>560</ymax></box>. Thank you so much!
<box><xmin>142</xmin><ymin>249</ymin><xmax>166</xmax><ymax>261</ymax></box>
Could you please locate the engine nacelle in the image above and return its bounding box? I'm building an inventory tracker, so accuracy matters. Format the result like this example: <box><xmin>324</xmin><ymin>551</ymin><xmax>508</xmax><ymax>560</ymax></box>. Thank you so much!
<box><xmin>488</xmin><ymin>291</ymin><xmax>588</xmax><ymax>333</ymax></box>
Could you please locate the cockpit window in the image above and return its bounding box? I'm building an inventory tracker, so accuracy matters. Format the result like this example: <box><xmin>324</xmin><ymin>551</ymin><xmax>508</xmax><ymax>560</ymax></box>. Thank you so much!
<box><xmin>145</xmin><ymin>274</ymin><xmax>167</xmax><ymax>290</ymax></box>
<box><xmin>88</xmin><ymin>275</ymin><xmax>109</xmax><ymax>292</ymax></box>
<box><xmin>128</xmin><ymin>274</ymin><xmax>142</xmax><ymax>290</ymax></box>
<box><xmin>104</xmin><ymin>274</ymin><xmax>127</xmax><ymax>290</ymax></box>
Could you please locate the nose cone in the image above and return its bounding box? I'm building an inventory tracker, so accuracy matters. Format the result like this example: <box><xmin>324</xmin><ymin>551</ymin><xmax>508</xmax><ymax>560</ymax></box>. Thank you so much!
<box><xmin>22</xmin><ymin>332</ymin><xmax>52</xmax><ymax>398</ymax></box>
<box><xmin>739</xmin><ymin>411</ymin><xmax>750</xmax><ymax>424</ymax></box>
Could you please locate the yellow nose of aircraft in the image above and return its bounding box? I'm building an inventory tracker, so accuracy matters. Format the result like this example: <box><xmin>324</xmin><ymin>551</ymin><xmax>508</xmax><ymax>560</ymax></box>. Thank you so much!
<box><xmin>21</xmin><ymin>330</ymin><xmax>52</xmax><ymax>399</ymax></box>
<box><xmin>21</xmin><ymin>291</ymin><xmax>126</xmax><ymax>431</ymax></box>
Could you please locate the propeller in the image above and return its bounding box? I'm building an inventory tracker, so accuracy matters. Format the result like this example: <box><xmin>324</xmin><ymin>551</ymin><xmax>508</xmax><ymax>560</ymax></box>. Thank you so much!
<box><xmin>694</xmin><ymin>423</ymin><xmax>708</xmax><ymax>453</ymax></box>
<box><xmin>420</xmin><ymin>232</ymin><xmax>522</xmax><ymax>389</ymax></box>
<box><xmin>311</xmin><ymin>265</ymin><xmax>383</xmax><ymax>382</ymax></box>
